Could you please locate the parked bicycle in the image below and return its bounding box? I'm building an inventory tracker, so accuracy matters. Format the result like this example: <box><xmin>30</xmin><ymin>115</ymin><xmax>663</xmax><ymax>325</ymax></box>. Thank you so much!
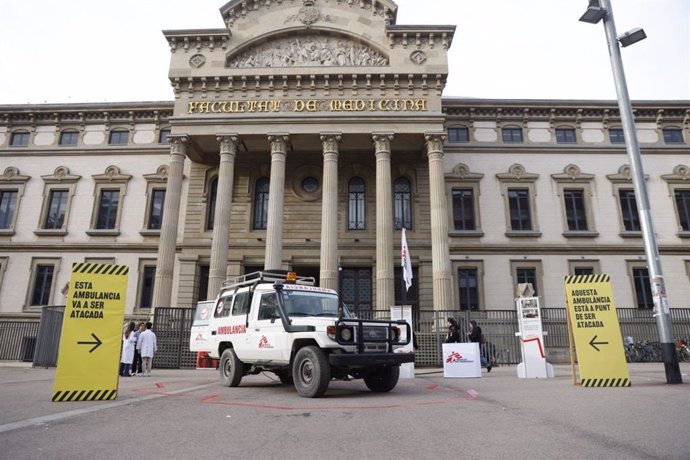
<box><xmin>676</xmin><ymin>339</ymin><xmax>690</xmax><ymax>363</ymax></box>
<box><xmin>624</xmin><ymin>337</ymin><xmax>662</xmax><ymax>363</ymax></box>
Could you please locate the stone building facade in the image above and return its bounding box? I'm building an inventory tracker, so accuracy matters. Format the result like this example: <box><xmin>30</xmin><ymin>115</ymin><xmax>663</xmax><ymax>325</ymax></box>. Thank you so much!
<box><xmin>0</xmin><ymin>0</ymin><xmax>689</xmax><ymax>321</ymax></box>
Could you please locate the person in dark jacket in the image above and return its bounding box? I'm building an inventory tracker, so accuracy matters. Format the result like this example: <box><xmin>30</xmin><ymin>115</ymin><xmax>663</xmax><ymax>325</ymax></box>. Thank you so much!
<box><xmin>445</xmin><ymin>317</ymin><xmax>461</xmax><ymax>343</ymax></box>
<box><xmin>468</xmin><ymin>320</ymin><xmax>491</xmax><ymax>372</ymax></box>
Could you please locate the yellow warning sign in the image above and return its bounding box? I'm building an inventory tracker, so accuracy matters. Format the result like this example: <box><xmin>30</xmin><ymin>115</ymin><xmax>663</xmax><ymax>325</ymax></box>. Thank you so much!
<box><xmin>564</xmin><ymin>274</ymin><xmax>630</xmax><ymax>387</ymax></box>
<box><xmin>52</xmin><ymin>263</ymin><xmax>128</xmax><ymax>401</ymax></box>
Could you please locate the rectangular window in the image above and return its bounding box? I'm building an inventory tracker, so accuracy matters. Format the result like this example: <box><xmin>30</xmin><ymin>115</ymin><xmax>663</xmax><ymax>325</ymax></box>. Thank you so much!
<box><xmin>458</xmin><ymin>268</ymin><xmax>479</xmax><ymax>311</ymax></box>
<box><xmin>0</xmin><ymin>190</ymin><xmax>18</xmax><ymax>229</ymax></box>
<box><xmin>508</xmin><ymin>188</ymin><xmax>532</xmax><ymax>231</ymax></box>
<box><xmin>632</xmin><ymin>267</ymin><xmax>653</xmax><ymax>309</ymax></box>
<box><xmin>619</xmin><ymin>189</ymin><xmax>640</xmax><ymax>231</ymax></box>
<box><xmin>59</xmin><ymin>131</ymin><xmax>79</xmax><ymax>146</ymax></box>
<box><xmin>502</xmin><ymin>128</ymin><xmax>523</xmax><ymax>143</ymax></box>
<box><xmin>159</xmin><ymin>129</ymin><xmax>171</xmax><ymax>144</ymax></box>
<box><xmin>675</xmin><ymin>190</ymin><xmax>690</xmax><ymax>231</ymax></box>
<box><xmin>556</xmin><ymin>128</ymin><xmax>576</xmax><ymax>143</ymax></box>
<box><xmin>10</xmin><ymin>132</ymin><xmax>30</xmax><ymax>147</ymax></box>
<box><xmin>109</xmin><ymin>130</ymin><xmax>128</xmax><ymax>145</ymax></box>
<box><xmin>452</xmin><ymin>189</ymin><xmax>476</xmax><ymax>230</ymax></box>
<box><xmin>44</xmin><ymin>190</ymin><xmax>68</xmax><ymax>229</ymax></box>
<box><xmin>609</xmin><ymin>128</ymin><xmax>625</xmax><ymax>144</ymax></box>
<box><xmin>147</xmin><ymin>189</ymin><xmax>166</xmax><ymax>230</ymax></box>
<box><xmin>563</xmin><ymin>189</ymin><xmax>588</xmax><ymax>231</ymax></box>
<box><xmin>95</xmin><ymin>189</ymin><xmax>120</xmax><ymax>230</ymax></box>
<box><xmin>516</xmin><ymin>267</ymin><xmax>538</xmax><ymax>296</ymax></box>
<box><xmin>448</xmin><ymin>127</ymin><xmax>469</xmax><ymax>143</ymax></box>
<box><xmin>663</xmin><ymin>128</ymin><xmax>683</xmax><ymax>144</ymax></box>
<box><xmin>197</xmin><ymin>264</ymin><xmax>209</xmax><ymax>303</ymax></box>
<box><xmin>31</xmin><ymin>264</ymin><xmax>54</xmax><ymax>306</ymax></box>
<box><xmin>574</xmin><ymin>267</ymin><xmax>594</xmax><ymax>276</ymax></box>
<box><xmin>139</xmin><ymin>266</ymin><xmax>156</xmax><ymax>308</ymax></box>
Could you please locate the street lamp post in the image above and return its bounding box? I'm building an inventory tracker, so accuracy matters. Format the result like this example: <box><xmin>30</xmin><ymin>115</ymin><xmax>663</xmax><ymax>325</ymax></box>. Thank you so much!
<box><xmin>579</xmin><ymin>0</ymin><xmax>682</xmax><ymax>384</ymax></box>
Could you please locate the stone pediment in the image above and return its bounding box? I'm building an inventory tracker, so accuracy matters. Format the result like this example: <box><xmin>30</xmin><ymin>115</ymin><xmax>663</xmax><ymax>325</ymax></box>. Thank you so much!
<box><xmin>220</xmin><ymin>0</ymin><xmax>399</xmax><ymax>29</ymax></box>
<box><xmin>228</xmin><ymin>33</ymin><xmax>388</xmax><ymax>68</ymax></box>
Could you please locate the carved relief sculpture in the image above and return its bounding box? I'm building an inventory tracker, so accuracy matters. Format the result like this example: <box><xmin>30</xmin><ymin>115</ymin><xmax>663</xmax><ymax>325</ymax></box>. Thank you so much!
<box><xmin>228</xmin><ymin>34</ymin><xmax>388</xmax><ymax>68</ymax></box>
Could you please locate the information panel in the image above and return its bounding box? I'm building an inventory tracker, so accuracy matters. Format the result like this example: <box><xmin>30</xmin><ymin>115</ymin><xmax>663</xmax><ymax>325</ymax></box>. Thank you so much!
<box><xmin>52</xmin><ymin>263</ymin><xmax>128</xmax><ymax>402</ymax></box>
<box><xmin>564</xmin><ymin>274</ymin><xmax>630</xmax><ymax>387</ymax></box>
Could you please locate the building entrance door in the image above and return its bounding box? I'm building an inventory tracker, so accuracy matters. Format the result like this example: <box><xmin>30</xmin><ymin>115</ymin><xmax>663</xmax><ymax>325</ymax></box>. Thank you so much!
<box><xmin>340</xmin><ymin>268</ymin><xmax>372</xmax><ymax>312</ymax></box>
<box><xmin>292</xmin><ymin>265</ymin><xmax>320</xmax><ymax>287</ymax></box>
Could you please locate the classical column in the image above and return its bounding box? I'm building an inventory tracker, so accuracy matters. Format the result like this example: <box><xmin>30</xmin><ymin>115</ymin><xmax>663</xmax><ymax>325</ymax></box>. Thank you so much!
<box><xmin>373</xmin><ymin>133</ymin><xmax>395</xmax><ymax>311</ymax></box>
<box><xmin>319</xmin><ymin>133</ymin><xmax>341</xmax><ymax>291</ymax></box>
<box><xmin>152</xmin><ymin>136</ymin><xmax>187</xmax><ymax>311</ymax></box>
<box><xmin>207</xmin><ymin>134</ymin><xmax>240</xmax><ymax>298</ymax></box>
<box><xmin>264</xmin><ymin>134</ymin><xmax>289</xmax><ymax>270</ymax></box>
<box><xmin>425</xmin><ymin>133</ymin><xmax>453</xmax><ymax>310</ymax></box>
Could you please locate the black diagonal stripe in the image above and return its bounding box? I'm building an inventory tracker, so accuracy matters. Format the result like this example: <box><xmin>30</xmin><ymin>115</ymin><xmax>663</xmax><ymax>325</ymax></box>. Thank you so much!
<box><xmin>84</xmin><ymin>390</ymin><xmax>95</xmax><ymax>401</ymax></box>
<box><xmin>52</xmin><ymin>391</ymin><xmax>62</xmax><ymax>402</ymax></box>
<box><xmin>75</xmin><ymin>390</ymin><xmax>87</xmax><ymax>401</ymax></box>
<box><xmin>582</xmin><ymin>379</ymin><xmax>590</xmax><ymax>387</ymax></box>
<box><xmin>97</xmin><ymin>390</ymin><xmax>110</xmax><ymax>401</ymax></box>
<box><xmin>65</xmin><ymin>391</ymin><xmax>79</xmax><ymax>402</ymax></box>
<box><xmin>105</xmin><ymin>390</ymin><xmax>117</xmax><ymax>400</ymax></box>
<box><xmin>58</xmin><ymin>391</ymin><xmax>71</xmax><ymax>402</ymax></box>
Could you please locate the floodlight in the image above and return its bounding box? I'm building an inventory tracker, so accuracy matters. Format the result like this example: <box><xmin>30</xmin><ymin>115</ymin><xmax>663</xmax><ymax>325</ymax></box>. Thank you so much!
<box><xmin>618</xmin><ymin>28</ymin><xmax>647</xmax><ymax>47</ymax></box>
<box><xmin>579</xmin><ymin>6</ymin><xmax>606</xmax><ymax>24</ymax></box>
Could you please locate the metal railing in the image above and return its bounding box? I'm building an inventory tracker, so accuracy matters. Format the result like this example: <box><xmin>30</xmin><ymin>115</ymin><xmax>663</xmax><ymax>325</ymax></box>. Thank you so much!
<box><xmin>0</xmin><ymin>321</ymin><xmax>40</xmax><ymax>361</ymax></box>
<box><xmin>2</xmin><ymin>306</ymin><xmax>690</xmax><ymax>368</ymax></box>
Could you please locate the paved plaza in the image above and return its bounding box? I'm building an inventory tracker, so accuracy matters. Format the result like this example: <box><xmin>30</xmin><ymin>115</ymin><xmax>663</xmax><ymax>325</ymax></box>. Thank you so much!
<box><xmin>1</xmin><ymin>362</ymin><xmax>688</xmax><ymax>459</ymax></box>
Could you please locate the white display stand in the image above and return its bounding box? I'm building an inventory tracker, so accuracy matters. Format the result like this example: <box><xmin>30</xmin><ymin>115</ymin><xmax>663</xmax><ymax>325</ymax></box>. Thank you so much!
<box><xmin>390</xmin><ymin>305</ymin><xmax>415</xmax><ymax>379</ymax></box>
<box><xmin>442</xmin><ymin>343</ymin><xmax>482</xmax><ymax>378</ymax></box>
<box><xmin>516</xmin><ymin>296</ymin><xmax>554</xmax><ymax>378</ymax></box>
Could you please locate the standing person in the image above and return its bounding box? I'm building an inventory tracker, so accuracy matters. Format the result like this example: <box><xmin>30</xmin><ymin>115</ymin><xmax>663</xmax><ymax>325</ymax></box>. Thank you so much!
<box><xmin>137</xmin><ymin>321</ymin><xmax>157</xmax><ymax>377</ymax></box>
<box><xmin>468</xmin><ymin>320</ymin><xmax>491</xmax><ymax>372</ymax></box>
<box><xmin>445</xmin><ymin>317</ymin><xmax>461</xmax><ymax>343</ymax></box>
<box><xmin>130</xmin><ymin>322</ymin><xmax>145</xmax><ymax>376</ymax></box>
<box><xmin>119</xmin><ymin>322</ymin><xmax>136</xmax><ymax>377</ymax></box>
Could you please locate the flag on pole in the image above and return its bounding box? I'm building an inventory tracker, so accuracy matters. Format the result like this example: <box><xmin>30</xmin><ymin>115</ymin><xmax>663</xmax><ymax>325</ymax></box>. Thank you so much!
<box><xmin>401</xmin><ymin>228</ymin><xmax>413</xmax><ymax>292</ymax></box>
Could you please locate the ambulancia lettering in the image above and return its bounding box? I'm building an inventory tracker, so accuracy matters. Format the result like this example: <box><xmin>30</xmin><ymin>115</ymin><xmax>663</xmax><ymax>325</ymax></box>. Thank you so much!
<box><xmin>217</xmin><ymin>325</ymin><xmax>247</xmax><ymax>335</ymax></box>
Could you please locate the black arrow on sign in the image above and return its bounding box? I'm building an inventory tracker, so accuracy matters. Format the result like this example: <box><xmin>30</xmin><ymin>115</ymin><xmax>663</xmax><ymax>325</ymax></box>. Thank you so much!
<box><xmin>77</xmin><ymin>333</ymin><xmax>102</xmax><ymax>353</ymax></box>
<box><xmin>589</xmin><ymin>335</ymin><xmax>609</xmax><ymax>352</ymax></box>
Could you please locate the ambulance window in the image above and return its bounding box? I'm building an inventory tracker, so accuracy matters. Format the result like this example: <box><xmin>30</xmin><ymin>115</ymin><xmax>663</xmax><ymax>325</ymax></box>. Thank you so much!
<box><xmin>214</xmin><ymin>295</ymin><xmax>233</xmax><ymax>318</ymax></box>
<box><xmin>258</xmin><ymin>293</ymin><xmax>279</xmax><ymax>320</ymax></box>
<box><xmin>232</xmin><ymin>291</ymin><xmax>251</xmax><ymax>316</ymax></box>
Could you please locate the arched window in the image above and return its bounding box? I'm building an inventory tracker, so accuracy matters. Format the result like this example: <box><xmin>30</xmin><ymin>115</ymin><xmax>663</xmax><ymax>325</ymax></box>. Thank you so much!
<box><xmin>394</xmin><ymin>177</ymin><xmax>412</xmax><ymax>230</ymax></box>
<box><xmin>348</xmin><ymin>177</ymin><xmax>366</xmax><ymax>230</ymax></box>
<box><xmin>206</xmin><ymin>177</ymin><xmax>218</xmax><ymax>230</ymax></box>
<box><xmin>253</xmin><ymin>177</ymin><xmax>269</xmax><ymax>230</ymax></box>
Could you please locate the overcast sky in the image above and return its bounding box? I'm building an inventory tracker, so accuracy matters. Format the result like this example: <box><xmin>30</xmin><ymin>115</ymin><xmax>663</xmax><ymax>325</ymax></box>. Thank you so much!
<box><xmin>0</xmin><ymin>0</ymin><xmax>688</xmax><ymax>105</ymax></box>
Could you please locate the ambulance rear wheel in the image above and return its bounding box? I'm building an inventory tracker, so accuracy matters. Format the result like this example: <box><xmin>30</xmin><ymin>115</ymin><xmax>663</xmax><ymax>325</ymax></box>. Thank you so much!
<box><xmin>220</xmin><ymin>348</ymin><xmax>243</xmax><ymax>387</ymax></box>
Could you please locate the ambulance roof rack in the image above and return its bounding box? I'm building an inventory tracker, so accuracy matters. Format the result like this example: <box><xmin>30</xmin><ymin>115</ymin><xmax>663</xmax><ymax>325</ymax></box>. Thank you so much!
<box><xmin>220</xmin><ymin>270</ymin><xmax>316</xmax><ymax>292</ymax></box>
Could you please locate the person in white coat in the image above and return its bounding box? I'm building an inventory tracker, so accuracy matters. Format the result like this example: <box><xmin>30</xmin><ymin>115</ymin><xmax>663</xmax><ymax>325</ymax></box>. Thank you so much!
<box><xmin>136</xmin><ymin>321</ymin><xmax>157</xmax><ymax>376</ymax></box>
<box><xmin>120</xmin><ymin>322</ymin><xmax>137</xmax><ymax>377</ymax></box>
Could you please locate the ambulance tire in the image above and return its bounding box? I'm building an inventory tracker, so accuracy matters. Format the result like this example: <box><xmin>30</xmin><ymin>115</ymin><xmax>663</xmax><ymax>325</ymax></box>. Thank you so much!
<box><xmin>220</xmin><ymin>348</ymin><xmax>244</xmax><ymax>387</ymax></box>
<box><xmin>293</xmin><ymin>346</ymin><xmax>330</xmax><ymax>398</ymax></box>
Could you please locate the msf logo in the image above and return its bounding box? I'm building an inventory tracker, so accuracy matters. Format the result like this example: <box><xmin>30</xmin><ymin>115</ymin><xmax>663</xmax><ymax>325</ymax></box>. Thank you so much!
<box><xmin>446</xmin><ymin>351</ymin><xmax>463</xmax><ymax>364</ymax></box>
<box><xmin>258</xmin><ymin>335</ymin><xmax>273</xmax><ymax>349</ymax></box>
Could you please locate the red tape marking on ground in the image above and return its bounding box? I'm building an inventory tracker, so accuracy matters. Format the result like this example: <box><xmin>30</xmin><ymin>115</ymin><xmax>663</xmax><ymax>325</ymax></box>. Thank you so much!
<box><xmin>199</xmin><ymin>387</ymin><xmax>479</xmax><ymax>411</ymax></box>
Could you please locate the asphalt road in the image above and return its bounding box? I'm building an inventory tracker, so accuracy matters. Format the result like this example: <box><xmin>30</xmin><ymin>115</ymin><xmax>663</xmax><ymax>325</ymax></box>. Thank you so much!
<box><xmin>1</xmin><ymin>363</ymin><xmax>688</xmax><ymax>460</ymax></box>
